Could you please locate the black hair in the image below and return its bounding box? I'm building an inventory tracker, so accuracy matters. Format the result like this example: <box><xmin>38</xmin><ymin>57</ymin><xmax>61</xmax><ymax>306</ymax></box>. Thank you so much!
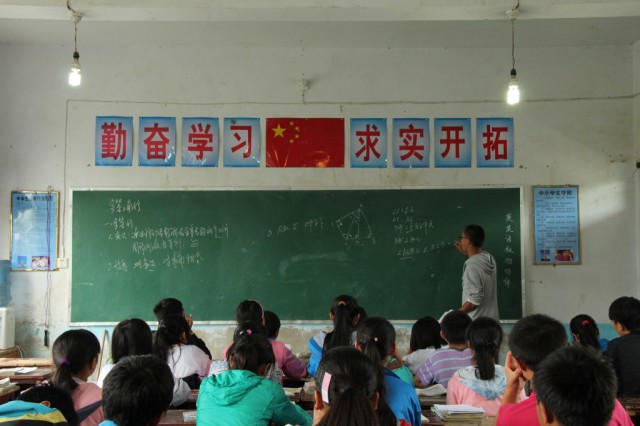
<box><xmin>152</xmin><ymin>315</ymin><xmax>189</xmax><ymax>361</ymax></box>
<box><xmin>153</xmin><ymin>298</ymin><xmax>184</xmax><ymax>321</ymax></box>
<box><xmin>111</xmin><ymin>318</ymin><xmax>152</xmax><ymax>363</ymax></box>
<box><xmin>51</xmin><ymin>329</ymin><xmax>101</xmax><ymax>393</ymax></box>
<box><xmin>440</xmin><ymin>310</ymin><xmax>472</xmax><ymax>345</ymax></box>
<box><xmin>264</xmin><ymin>311</ymin><xmax>281</xmax><ymax>339</ymax></box>
<box><xmin>467</xmin><ymin>317</ymin><xmax>502</xmax><ymax>380</ymax></box>
<box><xmin>508</xmin><ymin>313</ymin><xmax>567</xmax><ymax>372</ymax></box>
<box><xmin>102</xmin><ymin>355</ymin><xmax>174</xmax><ymax>426</ymax></box>
<box><xmin>323</xmin><ymin>295</ymin><xmax>360</xmax><ymax>353</ymax></box>
<box><xmin>354</xmin><ymin>306</ymin><xmax>368</xmax><ymax>328</ymax></box>
<box><xmin>227</xmin><ymin>333</ymin><xmax>275</xmax><ymax>375</ymax></box>
<box><xmin>235</xmin><ymin>299</ymin><xmax>264</xmax><ymax>324</ymax></box>
<box><xmin>355</xmin><ymin>316</ymin><xmax>397</xmax><ymax>426</ymax></box>
<box><xmin>463</xmin><ymin>224</ymin><xmax>485</xmax><ymax>248</ymax></box>
<box><xmin>18</xmin><ymin>383</ymin><xmax>78</xmax><ymax>426</ymax></box>
<box><xmin>315</xmin><ymin>347</ymin><xmax>383</xmax><ymax>426</ymax></box>
<box><xmin>233</xmin><ymin>321</ymin><xmax>268</xmax><ymax>341</ymax></box>
<box><xmin>409</xmin><ymin>316</ymin><xmax>444</xmax><ymax>352</ymax></box>
<box><xmin>535</xmin><ymin>346</ymin><xmax>617</xmax><ymax>426</ymax></box>
<box><xmin>608</xmin><ymin>296</ymin><xmax>640</xmax><ymax>332</ymax></box>
<box><xmin>569</xmin><ymin>314</ymin><xmax>601</xmax><ymax>352</ymax></box>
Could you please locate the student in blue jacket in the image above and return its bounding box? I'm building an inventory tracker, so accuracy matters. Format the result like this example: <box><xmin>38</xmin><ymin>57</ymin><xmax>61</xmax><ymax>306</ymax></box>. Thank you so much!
<box><xmin>197</xmin><ymin>333</ymin><xmax>312</xmax><ymax>426</ymax></box>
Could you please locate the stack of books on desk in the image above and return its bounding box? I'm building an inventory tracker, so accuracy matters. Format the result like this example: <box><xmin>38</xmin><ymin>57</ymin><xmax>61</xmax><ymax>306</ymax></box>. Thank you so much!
<box><xmin>432</xmin><ymin>404</ymin><xmax>485</xmax><ymax>422</ymax></box>
<box><xmin>0</xmin><ymin>377</ymin><xmax>14</xmax><ymax>390</ymax></box>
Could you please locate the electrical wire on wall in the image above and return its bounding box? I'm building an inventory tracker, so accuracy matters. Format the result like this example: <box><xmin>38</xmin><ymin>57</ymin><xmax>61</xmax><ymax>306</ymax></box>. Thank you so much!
<box><xmin>44</xmin><ymin>185</ymin><xmax>54</xmax><ymax>347</ymax></box>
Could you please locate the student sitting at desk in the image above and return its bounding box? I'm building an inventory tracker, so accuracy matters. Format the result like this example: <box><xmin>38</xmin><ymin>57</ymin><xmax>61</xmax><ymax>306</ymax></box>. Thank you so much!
<box><xmin>100</xmin><ymin>355</ymin><xmax>174</xmax><ymax>426</ymax></box>
<box><xmin>153</xmin><ymin>298</ymin><xmax>211</xmax><ymax>359</ymax></box>
<box><xmin>264</xmin><ymin>310</ymin><xmax>308</xmax><ymax>379</ymax></box>
<box><xmin>51</xmin><ymin>330</ymin><xmax>104</xmax><ymax>426</ymax></box>
<box><xmin>153</xmin><ymin>316</ymin><xmax>211</xmax><ymax>390</ymax></box>
<box><xmin>307</xmin><ymin>295</ymin><xmax>361</xmax><ymax>377</ymax></box>
<box><xmin>606</xmin><ymin>296</ymin><xmax>640</xmax><ymax>396</ymax></box>
<box><xmin>0</xmin><ymin>382</ymin><xmax>77</xmax><ymax>426</ymax></box>
<box><xmin>414</xmin><ymin>310</ymin><xmax>473</xmax><ymax>389</ymax></box>
<box><xmin>96</xmin><ymin>318</ymin><xmax>190</xmax><ymax>407</ymax></box>
<box><xmin>197</xmin><ymin>334</ymin><xmax>312</xmax><ymax>426</ymax></box>
<box><xmin>402</xmin><ymin>316</ymin><xmax>444</xmax><ymax>375</ymax></box>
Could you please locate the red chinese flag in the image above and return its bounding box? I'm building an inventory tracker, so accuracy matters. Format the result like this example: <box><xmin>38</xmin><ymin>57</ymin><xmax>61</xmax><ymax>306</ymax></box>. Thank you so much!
<box><xmin>266</xmin><ymin>118</ymin><xmax>344</xmax><ymax>167</ymax></box>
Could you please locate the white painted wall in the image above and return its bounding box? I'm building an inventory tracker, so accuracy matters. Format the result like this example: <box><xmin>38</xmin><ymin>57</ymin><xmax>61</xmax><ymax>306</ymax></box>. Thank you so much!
<box><xmin>0</xmin><ymin>43</ymin><xmax>637</xmax><ymax>359</ymax></box>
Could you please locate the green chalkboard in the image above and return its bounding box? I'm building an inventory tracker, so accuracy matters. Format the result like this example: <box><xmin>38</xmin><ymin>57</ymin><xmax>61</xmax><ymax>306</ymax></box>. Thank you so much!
<box><xmin>71</xmin><ymin>189</ymin><xmax>522</xmax><ymax>323</ymax></box>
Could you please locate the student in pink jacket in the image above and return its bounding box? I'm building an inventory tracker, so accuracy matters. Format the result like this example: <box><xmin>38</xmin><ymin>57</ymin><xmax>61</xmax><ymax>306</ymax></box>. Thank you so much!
<box><xmin>265</xmin><ymin>310</ymin><xmax>308</xmax><ymax>378</ymax></box>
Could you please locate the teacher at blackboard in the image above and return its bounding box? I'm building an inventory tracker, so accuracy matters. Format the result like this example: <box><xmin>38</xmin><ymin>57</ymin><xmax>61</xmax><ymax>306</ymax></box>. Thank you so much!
<box><xmin>454</xmin><ymin>224</ymin><xmax>499</xmax><ymax>320</ymax></box>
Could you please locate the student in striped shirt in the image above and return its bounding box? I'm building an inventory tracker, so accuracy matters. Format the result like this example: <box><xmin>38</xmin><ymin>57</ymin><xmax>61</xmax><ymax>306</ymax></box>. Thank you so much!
<box><xmin>414</xmin><ymin>310</ymin><xmax>473</xmax><ymax>389</ymax></box>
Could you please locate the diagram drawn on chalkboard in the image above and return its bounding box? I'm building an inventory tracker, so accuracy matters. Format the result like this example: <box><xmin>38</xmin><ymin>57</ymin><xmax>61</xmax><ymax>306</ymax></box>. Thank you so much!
<box><xmin>334</xmin><ymin>206</ymin><xmax>375</xmax><ymax>245</ymax></box>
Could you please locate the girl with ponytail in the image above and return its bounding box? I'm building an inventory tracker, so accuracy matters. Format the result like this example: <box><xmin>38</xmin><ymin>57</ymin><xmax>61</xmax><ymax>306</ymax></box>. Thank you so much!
<box><xmin>51</xmin><ymin>329</ymin><xmax>104</xmax><ymax>426</ymax></box>
<box><xmin>152</xmin><ymin>316</ymin><xmax>211</xmax><ymax>389</ymax></box>
<box><xmin>307</xmin><ymin>295</ymin><xmax>361</xmax><ymax>377</ymax></box>
<box><xmin>356</xmin><ymin>317</ymin><xmax>421</xmax><ymax>426</ymax></box>
<box><xmin>446</xmin><ymin>316</ymin><xmax>522</xmax><ymax>416</ymax></box>
<box><xmin>570</xmin><ymin>314</ymin><xmax>607</xmax><ymax>352</ymax></box>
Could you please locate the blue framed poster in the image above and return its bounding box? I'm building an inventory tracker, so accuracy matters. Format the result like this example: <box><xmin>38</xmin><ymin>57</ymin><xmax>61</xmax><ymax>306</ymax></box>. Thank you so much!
<box><xmin>533</xmin><ymin>185</ymin><xmax>580</xmax><ymax>265</ymax></box>
<box><xmin>10</xmin><ymin>190</ymin><xmax>59</xmax><ymax>271</ymax></box>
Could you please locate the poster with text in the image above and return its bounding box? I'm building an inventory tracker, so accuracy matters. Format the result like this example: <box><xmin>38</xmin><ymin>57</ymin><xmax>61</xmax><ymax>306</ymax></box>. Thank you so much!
<box><xmin>533</xmin><ymin>185</ymin><xmax>580</xmax><ymax>265</ymax></box>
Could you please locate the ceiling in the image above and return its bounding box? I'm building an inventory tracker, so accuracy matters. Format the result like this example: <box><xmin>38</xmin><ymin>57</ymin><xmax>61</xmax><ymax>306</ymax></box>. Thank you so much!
<box><xmin>1</xmin><ymin>0</ymin><xmax>640</xmax><ymax>49</ymax></box>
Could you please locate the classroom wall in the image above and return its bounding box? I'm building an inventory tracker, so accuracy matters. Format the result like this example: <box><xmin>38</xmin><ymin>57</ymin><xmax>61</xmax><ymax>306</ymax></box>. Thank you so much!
<box><xmin>0</xmin><ymin>42</ymin><xmax>638</xmax><ymax>358</ymax></box>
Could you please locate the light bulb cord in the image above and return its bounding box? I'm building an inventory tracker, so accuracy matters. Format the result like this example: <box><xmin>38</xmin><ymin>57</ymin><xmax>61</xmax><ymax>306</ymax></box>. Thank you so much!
<box><xmin>510</xmin><ymin>0</ymin><xmax>519</xmax><ymax>70</ymax></box>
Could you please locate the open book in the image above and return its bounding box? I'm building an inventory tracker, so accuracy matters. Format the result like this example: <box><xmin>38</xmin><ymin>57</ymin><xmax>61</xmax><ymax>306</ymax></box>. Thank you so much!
<box><xmin>416</xmin><ymin>383</ymin><xmax>447</xmax><ymax>396</ymax></box>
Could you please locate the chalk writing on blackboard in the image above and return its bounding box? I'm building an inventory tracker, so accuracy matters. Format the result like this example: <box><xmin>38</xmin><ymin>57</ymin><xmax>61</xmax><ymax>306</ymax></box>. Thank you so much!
<box><xmin>334</xmin><ymin>206</ymin><xmax>374</xmax><ymax>245</ymax></box>
<box><xmin>502</xmin><ymin>212</ymin><xmax>515</xmax><ymax>287</ymax></box>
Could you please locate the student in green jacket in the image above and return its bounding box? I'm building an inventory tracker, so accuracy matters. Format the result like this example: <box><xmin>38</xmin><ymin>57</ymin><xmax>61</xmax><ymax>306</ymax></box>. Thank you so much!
<box><xmin>197</xmin><ymin>333</ymin><xmax>312</xmax><ymax>426</ymax></box>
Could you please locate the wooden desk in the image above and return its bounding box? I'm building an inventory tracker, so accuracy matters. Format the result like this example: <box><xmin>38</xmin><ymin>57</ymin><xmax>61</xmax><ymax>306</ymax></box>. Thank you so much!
<box><xmin>0</xmin><ymin>358</ymin><xmax>52</xmax><ymax>368</ymax></box>
<box><xmin>418</xmin><ymin>393</ymin><xmax>446</xmax><ymax>408</ymax></box>
<box><xmin>424</xmin><ymin>410</ymin><xmax>495</xmax><ymax>425</ymax></box>
<box><xmin>0</xmin><ymin>368</ymin><xmax>53</xmax><ymax>391</ymax></box>
<box><xmin>0</xmin><ymin>384</ymin><xmax>20</xmax><ymax>405</ymax></box>
<box><xmin>160</xmin><ymin>410</ymin><xmax>195</xmax><ymax>426</ymax></box>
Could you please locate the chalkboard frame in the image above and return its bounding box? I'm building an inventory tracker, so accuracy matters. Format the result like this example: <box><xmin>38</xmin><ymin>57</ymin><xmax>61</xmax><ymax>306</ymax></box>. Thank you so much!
<box><xmin>69</xmin><ymin>186</ymin><xmax>525</xmax><ymax>325</ymax></box>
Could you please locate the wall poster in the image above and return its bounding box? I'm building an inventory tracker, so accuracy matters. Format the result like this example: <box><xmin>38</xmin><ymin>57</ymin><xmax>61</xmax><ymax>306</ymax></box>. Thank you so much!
<box><xmin>10</xmin><ymin>190</ymin><xmax>59</xmax><ymax>271</ymax></box>
<box><xmin>532</xmin><ymin>185</ymin><xmax>580</xmax><ymax>265</ymax></box>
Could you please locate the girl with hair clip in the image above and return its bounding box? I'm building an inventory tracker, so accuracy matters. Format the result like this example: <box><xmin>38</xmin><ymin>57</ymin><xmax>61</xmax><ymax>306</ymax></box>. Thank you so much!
<box><xmin>446</xmin><ymin>316</ymin><xmax>523</xmax><ymax>416</ymax></box>
<box><xmin>570</xmin><ymin>313</ymin><xmax>607</xmax><ymax>352</ymax></box>
<box><xmin>197</xmin><ymin>334</ymin><xmax>312</xmax><ymax>426</ymax></box>
<box><xmin>152</xmin><ymin>316</ymin><xmax>211</xmax><ymax>390</ymax></box>
<box><xmin>356</xmin><ymin>317</ymin><xmax>421</xmax><ymax>426</ymax></box>
<box><xmin>51</xmin><ymin>329</ymin><xmax>104</xmax><ymax>426</ymax></box>
<box><xmin>314</xmin><ymin>346</ymin><xmax>400</xmax><ymax>426</ymax></box>
<box><xmin>402</xmin><ymin>316</ymin><xmax>445</xmax><ymax>375</ymax></box>
<box><xmin>307</xmin><ymin>295</ymin><xmax>361</xmax><ymax>377</ymax></box>
<box><xmin>97</xmin><ymin>318</ymin><xmax>191</xmax><ymax>407</ymax></box>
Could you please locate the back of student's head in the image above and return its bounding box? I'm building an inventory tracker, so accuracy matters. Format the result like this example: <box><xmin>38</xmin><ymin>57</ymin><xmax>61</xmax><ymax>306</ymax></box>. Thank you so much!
<box><xmin>233</xmin><ymin>321</ymin><xmax>268</xmax><ymax>341</ymax></box>
<box><xmin>52</xmin><ymin>329</ymin><xmax>101</xmax><ymax>394</ymax></box>
<box><xmin>609</xmin><ymin>296</ymin><xmax>640</xmax><ymax>332</ymax></box>
<box><xmin>227</xmin><ymin>333</ymin><xmax>275</xmax><ymax>375</ymax></box>
<box><xmin>508</xmin><ymin>313</ymin><xmax>567</xmax><ymax>372</ymax></box>
<box><xmin>440</xmin><ymin>310</ymin><xmax>472</xmax><ymax>345</ymax></box>
<box><xmin>235</xmin><ymin>299</ymin><xmax>264</xmax><ymax>324</ymax></box>
<box><xmin>315</xmin><ymin>347</ymin><xmax>382</xmax><ymax>426</ymax></box>
<box><xmin>535</xmin><ymin>346</ymin><xmax>617</xmax><ymax>426</ymax></box>
<box><xmin>323</xmin><ymin>295</ymin><xmax>360</xmax><ymax>352</ymax></box>
<box><xmin>18</xmin><ymin>383</ymin><xmax>78</xmax><ymax>426</ymax></box>
<box><xmin>102</xmin><ymin>355</ymin><xmax>174</xmax><ymax>426</ymax></box>
<box><xmin>111</xmin><ymin>318</ymin><xmax>152</xmax><ymax>363</ymax></box>
<box><xmin>569</xmin><ymin>314</ymin><xmax>601</xmax><ymax>351</ymax></box>
<box><xmin>153</xmin><ymin>298</ymin><xmax>184</xmax><ymax>321</ymax></box>
<box><xmin>463</xmin><ymin>224</ymin><xmax>485</xmax><ymax>248</ymax></box>
<box><xmin>467</xmin><ymin>317</ymin><xmax>503</xmax><ymax>380</ymax></box>
<box><xmin>355</xmin><ymin>316</ymin><xmax>397</xmax><ymax>426</ymax></box>
<box><xmin>152</xmin><ymin>315</ymin><xmax>188</xmax><ymax>360</ymax></box>
<box><xmin>264</xmin><ymin>311</ymin><xmax>281</xmax><ymax>339</ymax></box>
<box><xmin>409</xmin><ymin>316</ymin><xmax>444</xmax><ymax>352</ymax></box>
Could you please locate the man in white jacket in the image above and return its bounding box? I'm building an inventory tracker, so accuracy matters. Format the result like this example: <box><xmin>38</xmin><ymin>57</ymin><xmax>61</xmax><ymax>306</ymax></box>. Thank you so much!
<box><xmin>454</xmin><ymin>224</ymin><xmax>499</xmax><ymax>320</ymax></box>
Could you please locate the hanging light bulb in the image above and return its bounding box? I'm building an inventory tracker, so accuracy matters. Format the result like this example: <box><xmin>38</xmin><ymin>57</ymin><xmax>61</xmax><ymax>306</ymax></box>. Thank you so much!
<box><xmin>69</xmin><ymin>51</ymin><xmax>81</xmax><ymax>86</ymax></box>
<box><xmin>507</xmin><ymin>68</ymin><xmax>520</xmax><ymax>105</ymax></box>
<box><xmin>506</xmin><ymin>3</ymin><xmax>520</xmax><ymax>105</ymax></box>
<box><xmin>68</xmin><ymin>9</ymin><xmax>83</xmax><ymax>87</ymax></box>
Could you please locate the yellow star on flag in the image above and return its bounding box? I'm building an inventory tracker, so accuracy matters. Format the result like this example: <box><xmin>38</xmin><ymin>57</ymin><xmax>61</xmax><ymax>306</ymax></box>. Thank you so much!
<box><xmin>272</xmin><ymin>124</ymin><xmax>286</xmax><ymax>138</ymax></box>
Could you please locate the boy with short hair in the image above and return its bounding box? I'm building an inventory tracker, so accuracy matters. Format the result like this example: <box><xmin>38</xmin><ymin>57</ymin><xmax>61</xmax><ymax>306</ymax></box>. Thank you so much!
<box><xmin>153</xmin><ymin>297</ymin><xmax>212</xmax><ymax>358</ymax></box>
<box><xmin>100</xmin><ymin>355</ymin><xmax>174</xmax><ymax>426</ymax></box>
<box><xmin>0</xmin><ymin>383</ymin><xmax>76</xmax><ymax>426</ymax></box>
<box><xmin>497</xmin><ymin>313</ymin><xmax>632</xmax><ymax>426</ymax></box>
<box><xmin>414</xmin><ymin>310</ymin><xmax>472</xmax><ymax>388</ymax></box>
<box><xmin>535</xmin><ymin>346</ymin><xmax>618</xmax><ymax>426</ymax></box>
<box><xmin>607</xmin><ymin>296</ymin><xmax>640</xmax><ymax>395</ymax></box>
